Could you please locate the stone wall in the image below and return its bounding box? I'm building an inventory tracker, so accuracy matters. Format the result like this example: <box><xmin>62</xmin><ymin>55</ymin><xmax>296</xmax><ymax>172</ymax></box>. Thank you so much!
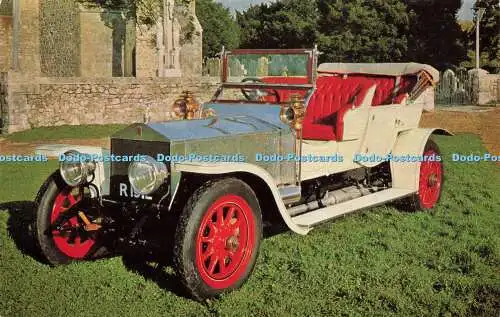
<box><xmin>2</xmin><ymin>73</ymin><xmax>219</xmax><ymax>133</ymax></box>
<box><xmin>18</xmin><ymin>0</ymin><xmax>41</xmax><ymax>75</ymax></box>
<box><xmin>135</xmin><ymin>24</ymin><xmax>158</xmax><ymax>77</ymax></box>
<box><xmin>0</xmin><ymin>16</ymin><xmax>12</xmax><ymax>72</ymax></box>
<box><xmin>79</xmin><ymin>9</ymin><xmax>114</xmax><ymax>77</ymax></box>
<box><xmin>178</xmin><ymin>1</ymin><xmax>203</xmax><ymax>77</ymax></box>
<box><xmin>478</xmin><ymin>73</ymin><xmax>500</xmax><ymax>105</ymax></box>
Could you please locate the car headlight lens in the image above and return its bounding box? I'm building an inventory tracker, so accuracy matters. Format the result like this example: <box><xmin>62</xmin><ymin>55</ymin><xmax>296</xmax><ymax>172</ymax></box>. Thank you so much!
<box><xmin>59</xmin><ymin>150</ymin><xmax>96</xmax><ymax>187</ymax></box>
<box><xmin>128</xmin><ymin>156</ymin><xmax>169</xmax><ymax>195</ymax></box>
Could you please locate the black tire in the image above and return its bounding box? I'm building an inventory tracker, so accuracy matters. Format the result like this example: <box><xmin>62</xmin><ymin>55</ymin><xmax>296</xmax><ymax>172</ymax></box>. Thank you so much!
<box><xmin>400</xmin><ymin>139</ymin><xmax>444</xmax><ymax>211</ymax></box>
<box><xmin>33</xmin><ymin>171</ymin><xmax>100</xmax><ymax>265</ymax></box>
<box><xmin>173</xmin><ymin>178</ymin><xmax>263</xmax><ymax>300</ymax></box>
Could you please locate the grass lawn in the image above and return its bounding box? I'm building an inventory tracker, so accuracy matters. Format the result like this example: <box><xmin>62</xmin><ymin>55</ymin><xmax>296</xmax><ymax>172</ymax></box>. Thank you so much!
<box><xmin>0</xmin><ymin>134</ymin><xmax>499</xmax><ymax>316</ymax></box>
<box><xmin>4</xmin><ymin>124</ymin><xmax>127</xmax><ymax>142</ymax></box>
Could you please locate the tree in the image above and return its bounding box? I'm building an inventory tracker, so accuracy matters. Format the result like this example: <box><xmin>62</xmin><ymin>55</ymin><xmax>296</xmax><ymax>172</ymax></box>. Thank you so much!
<box><xmin>473</xmin><ymin>0</ymin><xmax>499</xmax><ymax>72</ymax></box>
<box><xmin>237</xmin><ymin>0</ymin><xmax>319</xmax><ymax>49</ymax></box>
<box><xmin>196</xmin><ymin>0</ymin><xmax>240</xmax><ymax>57</ymax></box>
<box><xmin>316</xmin><ymin>0</ymin><xmax>410</xmax><ymax>63</ymax></box>
<box><xmin>404</xmin><ymin>0</ymin><xmax>467</xmax><ymax>70</ymax></box>
<box><xmin>237</xmin><ymin>0</ymin><xmax>409</xmax><ymax>63</ymax></box>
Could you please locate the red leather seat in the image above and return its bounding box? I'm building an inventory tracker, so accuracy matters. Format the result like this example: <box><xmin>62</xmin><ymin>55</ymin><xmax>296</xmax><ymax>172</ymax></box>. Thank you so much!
<box><xmin>302</xmin><ymin>76</ymin><xmax>373</xmax><ymax>141</ymax></box>
<box><xmin>260</xmin><ymin>76</ymin><xmax>309</xmax><ymax>101</ymax></box>
<box><xmin>261</xmin><ymin>74</ymin><xmax>418</xmax><ymax>142</ymax></box>
<box><xmin>393</xmin><ymin>76</ymin><xmax>417</xmax><ymax>103</ymax></box>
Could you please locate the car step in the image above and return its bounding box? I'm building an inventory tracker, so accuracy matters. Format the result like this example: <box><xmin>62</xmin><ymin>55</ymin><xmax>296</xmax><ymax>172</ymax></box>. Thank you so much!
<box><xmin>290</xmin><ymin>188</ymin><xmax>414</xmax><ymax>228</ymax></box>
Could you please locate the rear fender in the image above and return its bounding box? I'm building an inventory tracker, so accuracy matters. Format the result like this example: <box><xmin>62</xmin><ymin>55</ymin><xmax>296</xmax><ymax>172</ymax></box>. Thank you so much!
<box><xmin>390</xmin><ymin>128</ymin><xmax>452</xmax><ymax>191</ymax></box>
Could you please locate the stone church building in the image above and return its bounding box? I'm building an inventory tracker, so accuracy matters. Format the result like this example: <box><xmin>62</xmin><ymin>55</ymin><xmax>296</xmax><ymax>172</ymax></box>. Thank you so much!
<box><xmin>0</xmin><ymin>0</ymin><xmax>215</xmax><ymax>133</ymax></box>
<box><xmin>0</xmin><ymin>0</ymin><xmax>202</xmax><ymax>77</ymax></box>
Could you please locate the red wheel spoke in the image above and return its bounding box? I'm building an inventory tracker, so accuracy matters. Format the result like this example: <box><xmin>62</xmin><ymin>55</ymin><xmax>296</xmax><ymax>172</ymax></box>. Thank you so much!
<box><xmin>207</xmin><ymin>255</ymin><xmax>219</xmax><ymax>274</ymax></box>
<box><xmin>218</xmin><ymin>250</ymin><xmax>228</xmax><ymax>274</ymax></box>
<box><xmin>201</xmin><ymin>236</ymin><xmax>214</xmax><ymax>243</ymax></box>
<box><xmin>67</xmin><ymin>193</ymin><xmax>77</xmax><ymax>206</ymax></box>
<box><xmin>421</xmin><ymin>187</ymin><xmax>429</xmax><ymax>204</ymax></box>
<box><xmin>209</xmin><ymin>222</ymin><xmax>217</xmax><ymax>234</ymax></box>
<box><xmin>203</xmin><ymin>247</ymin><xmax>215</xmax><ymax>260</ymax></box>
<box><xmin>230</xmin><ymin>218</ymin><xmax>241</xmax><ymax>231</ymax></box>
<box><xmin>52</xmin><ymin>229</ymin><xmax>71</xmax><ymax>237</ymax></box>
<box><xmin>226</xmin><ymin>207</ymin><xmax>236</xmax><ymax>224</ymax></box>
<box><xmin>216</xmin><ymin>207</ymin><xmax>224</xmax><ymax>227</ymax></box>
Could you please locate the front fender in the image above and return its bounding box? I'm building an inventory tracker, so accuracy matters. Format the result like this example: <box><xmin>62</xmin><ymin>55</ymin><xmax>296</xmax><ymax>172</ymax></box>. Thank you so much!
<box><xmin>390</xmin><ymin>128</ymin><xmax>452</xmax><ymax>191</ymax></box>
<box><xmin>171</xmin><ymin>162</ymin><xmax>310</xmax><ymax>235</ymax></box>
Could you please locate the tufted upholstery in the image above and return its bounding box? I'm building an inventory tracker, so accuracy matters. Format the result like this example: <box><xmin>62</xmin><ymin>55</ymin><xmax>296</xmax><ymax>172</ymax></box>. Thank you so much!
<box><xmin>366</xmin><ymin>76</ymin><xmax>396</xmax><ymax>106</ymax></box>
<box><xmin>260</xmin><ymin>74</ymin><xmax>418</xmax><ymax>141</ymax></box>
<box><xmin>302</xmin><ymin>76</ymin><xmax>373</xmax><ymax>141</ymax></box>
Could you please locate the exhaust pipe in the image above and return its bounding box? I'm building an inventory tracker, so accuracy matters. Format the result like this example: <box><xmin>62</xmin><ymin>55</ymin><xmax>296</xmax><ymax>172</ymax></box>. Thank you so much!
<box><xmin>287</xmin><ymin>185</ymin><xmax>379</xmax><ymax>217</ymax></box>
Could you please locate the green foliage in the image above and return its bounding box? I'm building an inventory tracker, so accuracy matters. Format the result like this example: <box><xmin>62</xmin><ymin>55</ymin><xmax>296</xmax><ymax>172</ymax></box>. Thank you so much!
<box><xmin>79</xmin><ymin>0</ymin><xmax>191</xmax><ymax>25</ymax></box>
<box><xmin>0</xmin><ymin>134</ymin><xmax>499</xmax><ymax>316</ymax></box>
<box><xmin>317</xmin><ymin>0</ymin><xmax>409</xmax><ymax>63</ymax></box>
<box><xmin>237</xmin><ymin>0</ymin><xmax>319</xmax><ymax>50</ymax></box>
<box><xmin>237</xmin><ymin>0</ymin><xmax>409</xmax><ymax>63</ymax></box>
<box><xmin>80</xmin><ymin>0</ymin><xmax>197</xmax><ymax>44</ymax></box>
<box><xmin>473</xmin><ymin>0</ymin><xmax>500</xmax><ymax>72</ymax></box>
<box><xmin>403</xmin><ymin>0</ymin><xmax>467</xmax><ymax>70</ymax></box>
<box><xmin>196</xmin><ymin>0</ymin><xmax>240</xmax><ymax>57</ymax></box>
<box><xmin>237</xmin><ymin>0</ymin><xmax>476</xmax><ymax>69</ymax></box>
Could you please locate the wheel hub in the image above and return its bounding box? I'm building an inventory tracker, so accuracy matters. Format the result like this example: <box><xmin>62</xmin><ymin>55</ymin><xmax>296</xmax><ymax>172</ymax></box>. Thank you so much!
<box><xmin>428</xmin><ymin>173</ymin><xmax>438</xmax><ymax>187</ymax></box>
<box><xmin>225</xmin><ymin>236</ymin><xmax>239</xmax><ymax>251</ymax></box>
<box><xmin>195</xmin><ymin>194</ymin><xmax>256</xmax><ymax>288</ymax></box>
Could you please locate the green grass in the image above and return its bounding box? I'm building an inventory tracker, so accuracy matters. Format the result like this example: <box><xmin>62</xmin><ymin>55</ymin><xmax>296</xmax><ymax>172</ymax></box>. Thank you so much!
<box><xmin>0</xmin><ymin>134</ymin><xmax>499</xmax><ymax>316</ymax></box>
<box><xmin>4</xmin><ymin>124</ymin><xmax>127</xmax><ymax>142</ymax></box>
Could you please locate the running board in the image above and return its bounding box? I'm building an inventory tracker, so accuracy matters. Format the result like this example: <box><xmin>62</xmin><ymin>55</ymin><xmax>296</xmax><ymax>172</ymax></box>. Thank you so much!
<box><xmin>291</xmin><ymin>188</ymin><xmax>415</xmax><ymax>228</ymax></box>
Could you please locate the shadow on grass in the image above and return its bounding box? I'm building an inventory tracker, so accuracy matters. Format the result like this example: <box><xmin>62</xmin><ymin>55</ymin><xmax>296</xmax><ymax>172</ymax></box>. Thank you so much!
<box><xmin>0</xmin><ymin>198</ymin><xmax>290</xmax><ymax>300</ymax></box>
<box><xmin>121</xmin><ymin>255</ymin><xmax>191</xmax><ymax>299</ymax></box>
<box><xmin>0</xmin><ymin>200</ymin><xmax>46</xmax><ymax>262</ymax></box>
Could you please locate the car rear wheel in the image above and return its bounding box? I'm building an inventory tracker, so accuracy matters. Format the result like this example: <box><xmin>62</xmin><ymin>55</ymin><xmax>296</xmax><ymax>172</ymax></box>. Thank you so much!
<box><xmin>401</xmin><ymin>139</ymin><xmax>443</xmax><ymax>211</ymax></box>
<box><xmin>33</xmin><ymin>171</ymin><xmax>100</xmax><ymax>265</ymax></box>
<box><xmin>173</xmin><ymin>178</ymin><xmax>262</xmax><ymax>300</ymax></box>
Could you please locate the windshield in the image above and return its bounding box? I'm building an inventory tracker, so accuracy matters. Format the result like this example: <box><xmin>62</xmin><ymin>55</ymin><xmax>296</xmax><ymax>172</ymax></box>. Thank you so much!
<box><xmin>225</xmin><ymin>53</ymin><xmax>309</xmax><ymax>82</ymax></box>
<box><xmin>216</xmin><ymin>49</ymin><xmax>316</xmax><ymax>104</ymax></box>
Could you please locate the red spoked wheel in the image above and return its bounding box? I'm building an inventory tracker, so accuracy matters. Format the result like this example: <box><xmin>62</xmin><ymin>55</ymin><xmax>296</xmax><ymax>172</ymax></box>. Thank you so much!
<box><xmin>174</xmin><ymin>178</ymin><xmax>262</xmax><ymax>300</ymax></box>
<box><xmin>51</xmin><ymin>188</ymin><xmax>96</xmax><ymax>259</ymax></box>
<box><xmin>418</xmin><ymin>149</ymin><xmax>443</xmax><ymax>209</ymax></box>
<box><xmin>195</xmin><ymin>194</ymin><xmax>256</xmax><ymax>289</ymax></box>
<box><xmin>401</xmin><ymin>139</ymin><xmax>444</xmax><ymax>211</ymax></box>
<box><xmin>34</xmin><ymin>171</ymin><xmax>100</xmax><ymax>265</ymax></box>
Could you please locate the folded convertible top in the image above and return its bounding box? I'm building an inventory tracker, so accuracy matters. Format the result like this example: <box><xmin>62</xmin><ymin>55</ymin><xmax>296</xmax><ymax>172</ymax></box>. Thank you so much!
<box><xmin>318</xmin><ymin>63</ymin><xmax>439</xmax><ymax>82</ymax></box>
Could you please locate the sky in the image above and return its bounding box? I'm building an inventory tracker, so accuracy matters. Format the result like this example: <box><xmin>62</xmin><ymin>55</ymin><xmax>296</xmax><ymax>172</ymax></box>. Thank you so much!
<box><xmin>216</xmin><ymin>0</ymin><xmax>477</xmax><ymax>21</ymax></box>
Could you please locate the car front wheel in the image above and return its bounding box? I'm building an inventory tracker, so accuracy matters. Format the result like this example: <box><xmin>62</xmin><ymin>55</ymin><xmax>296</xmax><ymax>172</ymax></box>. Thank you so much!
<box><xmin>33</xmin><ymin>171</ymin><xmax>101</xmax><ymax>265</ymax></box>
<box><xmin>173</xmin><ymin>178</ymin><xmax>263</xmax><ymax>300</ymax></box>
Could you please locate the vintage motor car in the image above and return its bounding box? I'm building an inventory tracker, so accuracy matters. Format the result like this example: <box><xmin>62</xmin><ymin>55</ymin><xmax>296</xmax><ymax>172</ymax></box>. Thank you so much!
<box><xmin>33</xmin><ymin>48</ymin><xmax>450</xmax><ymax>300</ymax></box>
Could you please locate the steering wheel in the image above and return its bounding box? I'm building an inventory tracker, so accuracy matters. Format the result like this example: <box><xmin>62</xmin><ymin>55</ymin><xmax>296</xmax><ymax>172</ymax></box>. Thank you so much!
<box><xmin>240</xmin><ymin>77</ymin><xmax>281</xmax><ymax>103</ymax></box>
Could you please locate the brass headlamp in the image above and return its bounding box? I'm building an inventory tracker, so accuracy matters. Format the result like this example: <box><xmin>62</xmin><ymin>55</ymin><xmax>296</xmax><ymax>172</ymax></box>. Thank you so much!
<box><xmin>172</xmin><ymin>90</ymin><xmax>200</xmax><ymax>120</ymax></box>
<box><xmin>172</xmin><ymin>90</ymin><xmax>216</xmax><ymax>120</ymax></box>
<box><xmin>280</xmin><ymin>94</ymin><xmax>306</xmax><ymax>131</ymax></box>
